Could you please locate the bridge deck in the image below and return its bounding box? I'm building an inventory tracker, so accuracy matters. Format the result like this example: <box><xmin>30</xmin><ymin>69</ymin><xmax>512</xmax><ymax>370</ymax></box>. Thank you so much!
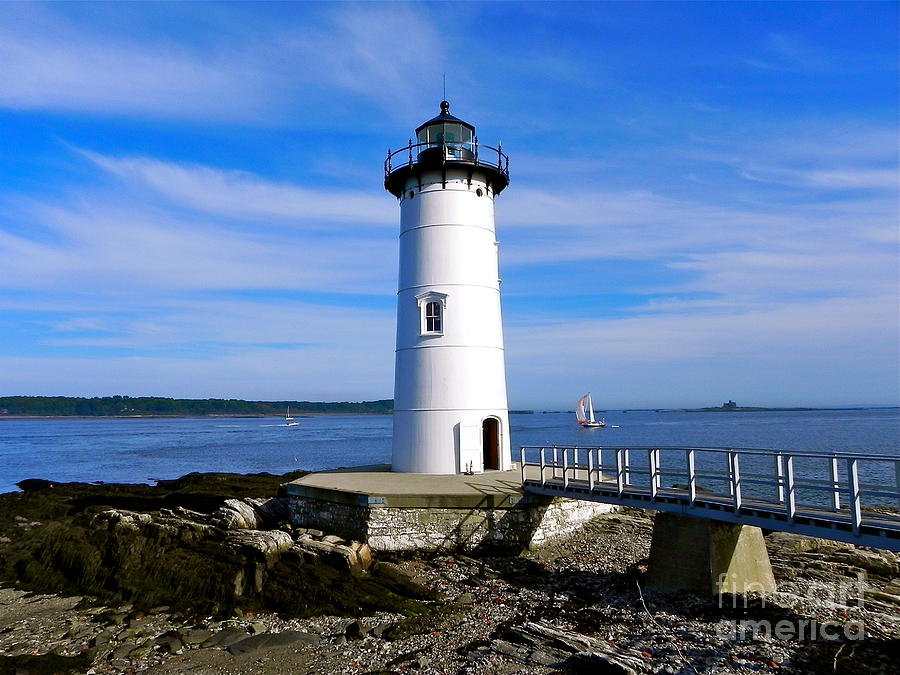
<box><xmin>518</xmin><ymin>445</ymin><xmax>900</xmax><ymax>552</ymax></box>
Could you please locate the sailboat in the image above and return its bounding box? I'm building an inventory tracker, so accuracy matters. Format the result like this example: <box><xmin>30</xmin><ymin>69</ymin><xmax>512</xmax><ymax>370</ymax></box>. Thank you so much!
<box><xmin>284</xmin><ymin>406</ymin><xmax>300</xmax><ymax>427</ymax></box>
<box><xmin>576</xmin><ymin>393</ymin><xmax>606</xmax><ymax>428</ymax></box>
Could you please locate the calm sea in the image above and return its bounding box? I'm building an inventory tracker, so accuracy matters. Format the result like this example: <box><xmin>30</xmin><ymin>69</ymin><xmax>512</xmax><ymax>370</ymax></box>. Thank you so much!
<box><xmin>1</xmin><ymin>409</ymin><xmax>897</xmax><ymax>496</ymax></box>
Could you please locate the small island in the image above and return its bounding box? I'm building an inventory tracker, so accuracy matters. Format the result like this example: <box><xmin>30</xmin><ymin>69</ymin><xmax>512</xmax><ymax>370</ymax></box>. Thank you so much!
<box><xmin>659</xmin><ymin>400</ymin><xmax>894</xmax><ymax>413</ymax></box>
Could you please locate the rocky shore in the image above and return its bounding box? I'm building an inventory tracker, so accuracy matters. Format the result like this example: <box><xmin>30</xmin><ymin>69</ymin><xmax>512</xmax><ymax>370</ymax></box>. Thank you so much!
<box><xmin>1</xmin><ymin>473</ymin><xmax>898</xmax><ymax>675</ymax></box>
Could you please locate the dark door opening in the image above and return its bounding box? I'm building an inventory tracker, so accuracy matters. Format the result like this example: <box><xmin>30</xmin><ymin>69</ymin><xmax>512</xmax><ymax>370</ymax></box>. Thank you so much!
<box><xmin>482</xmin><ymin>418</ymin><xmax>500</xmax><ymax>470</ymax></box>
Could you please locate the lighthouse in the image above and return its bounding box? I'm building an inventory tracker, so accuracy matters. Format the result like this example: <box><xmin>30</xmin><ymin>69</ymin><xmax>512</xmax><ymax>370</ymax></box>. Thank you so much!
<box><xmin>385</xmin><ymin>101</ymin><xmax>512</xmax><ymax>474</ymax></box>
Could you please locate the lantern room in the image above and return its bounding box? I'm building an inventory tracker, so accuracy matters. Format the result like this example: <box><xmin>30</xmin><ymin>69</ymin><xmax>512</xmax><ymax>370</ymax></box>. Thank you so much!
<box><xmin>415</xmin><ymin>100</ymin><xmax>475</xmax><ymax>157</ymax></box>
<box><xmin>384</xmin><ymin>100</ymin><xmax>509</xmax><ymax>198</ymax></box>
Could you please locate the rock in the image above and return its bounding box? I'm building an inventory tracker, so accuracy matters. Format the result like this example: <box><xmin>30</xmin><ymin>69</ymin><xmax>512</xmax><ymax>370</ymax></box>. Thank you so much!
<box><xmin>529</xmin><ymin>649</ymin><xmax>560</xmax><ymax>666</ymax></box>
<box><xmin>93</xmin><ymin>630</ymin><xmax>113</xmax><ymax>646</ymax></box>
<box><xmin>492</xmin><ymin>639</ymin><xmax>526</xmax><ymax>658</ymax></box>
<box><xmin>16</xmin><ymin>478</ymin><xmax>58</xmax><ymax>491</ymax></box>
<box><xmin>245</xmin><ymin>497</ymin><xmax>290</xmax><ymax>528</ymax></box>
<box><xmin>497</xmin><ymin>621</ymin><xmax>651</xmax><ymax>674</ymax></box>
<box><xmin>111</xmin><ymin>641</ymin><xmax>139</xmax><ymax>660</ymax></box>
<box><xmin>226</xmin><ymin>529</ymin><xmax>294</xmax><ymax>561</ymax></box>
<box><xmin>180</xmin><ymin>628</ymin><xmax>213</xmax><ymax>645</ymax></box>
<box><xmin>455</xmin><ymin>592</ymin><xmax>476</xmax><ymax>605</ymax></box>
<box><xmin>766</xmin><ymin>531</ymin><xmax>827</xmax><ymax>554</ymax></box>
<box><xmin>868</xmin><ymin>589</ymin><xmax>900</xmax><ymax>605</ymax></box>
<box><xmin>566</xmin><ymin>650</ymin><xmax>648</xmax><ymax>675</ymax></box>
<box><xmin>372</xmin><ymin>623</ymin><xmax>394</xmax><ymax>639</ymax></box>
<box><xmin>382</xmin><ymin>603</ymin><xmax>468</xmax><ymax>641</ymax></box>
<box><xmin>349</xmin><ymin>541</ymin><xmax>375</xmax><ymax>571</ymax></box>
<box><xmin>155</xmin><ymin>631</ymin><xmax>185</xmax><ymax>654</ymax></box>
<box><xmin>503</xmin><ymin>621</ymin><xmax>597</xmax><ymax>653</ymax></box>
<box><xmin>836</xmin><ymin>549</ymin><xmax>899</xmax><ymax>577</ymax></box>
<box><xmin>203</xmin><ymin>627</ymin><xmax>250</xmax><ymax>649</ymax></box>
<box><xmin>129</xmin><ymin>641</ymin><xmax>155</xmax><ymax>659</ymax></box>
<box><xmin>216</xmin><ymin>499</ymin><xmax>261</xmax><ymax>529</ymax></box>
<box><xmin>226</xmin><ymin>631</ymin><xmax>321</xmax><ymax>655</ymax></box>
<box><xmin>249</xmin><ymin>621</ymin><xmax>268</xmax><ymax>635</ymax></box>
<box><xmin>292</xmin><ymin>536</ymin><xmax>367</xmax><ymax>573</ymax></box>
<box><xmin>345</xmin><ymin>619</ymin><xmax>370</xmax><ymax>640</ymax></box>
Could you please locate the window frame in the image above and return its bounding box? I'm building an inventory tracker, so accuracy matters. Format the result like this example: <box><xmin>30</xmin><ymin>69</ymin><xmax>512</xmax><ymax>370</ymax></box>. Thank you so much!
<box><xmin>415</xmin><ymin>291</ymin><xmax>448</xmax><ymax>337</ymax></box>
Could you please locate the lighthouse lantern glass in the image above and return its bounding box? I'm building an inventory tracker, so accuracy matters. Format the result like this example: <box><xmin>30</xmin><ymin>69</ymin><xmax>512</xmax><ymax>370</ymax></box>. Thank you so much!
<box><xmin>417</xmin><ymin>122</ymin><xmax>473</xmax><ymax>150</ymax></box>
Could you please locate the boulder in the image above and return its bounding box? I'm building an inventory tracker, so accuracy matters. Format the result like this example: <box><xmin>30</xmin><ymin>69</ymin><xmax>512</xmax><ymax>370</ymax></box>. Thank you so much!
<box><xmin>217</xmin><ymin>499</ymin><xmax>261</xmax><ymax>530</ymax></box>
<box><xmin>227</xmin><ymin>530</ymin><xmax>294</xmax><ymax>562</ymax></box>
<box><xmin>245</xmin><ymin>497</ymin><xmax>290</xmax><ymax>528</ymax></box>
<box><xmin>498</xmin><ymin>621</ymin><xmax>650</xmax><ymax>674</ymax></box>
<box><xmin>226</xmin><ymin>630</ymin><xmax>321</xmax><ymax>655</ymax></box>
<box><xmin>292</xmin><ymin>535</ymin><xmax>374</xmax><ymax>573</ymax></box>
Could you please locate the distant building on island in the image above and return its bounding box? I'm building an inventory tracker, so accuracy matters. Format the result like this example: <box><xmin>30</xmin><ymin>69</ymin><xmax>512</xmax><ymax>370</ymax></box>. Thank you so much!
<box><xmin>722</xmin><ymin>400</ymin><xmax>738</xmax><ymax>409</ymax></box>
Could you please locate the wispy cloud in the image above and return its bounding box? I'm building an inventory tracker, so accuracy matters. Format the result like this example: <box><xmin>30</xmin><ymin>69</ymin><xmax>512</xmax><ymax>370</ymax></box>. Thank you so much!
<box><xmin>40</xmin><ymin>298</ymin><xmax>394</xmax><ymax>351</ymax></box>
<box><xmin>0</xmin><ymin>198</ymin><xmax>396</xmax><ymax>294</ymax></box>
<box><xmin>0</xmin><ymin>4</ymin><xmax>445</xmax><ymax>124</ymax></box>
<box><xmin>505</xmin><ymin>294</ymin><xmax>899</xmax><ymax>407</ymax></box>
<box><xmin>283</xmin><ymin>4</ymin><xmax>445</xmax><ymax>117</ymax></box>
<box><xmin>743</xmin><ymin>32</ymin><xmax>830</xmax><ymax>72</ymax></box>
<box><xmin>81</xmin><ymin>151</ymin><xmax>394</xmax><ymax>227</ymax></box>
<box><xmin>0</xmin><ymin>6</ymin><xmax>265</xmax><ymax>121</ymax></box>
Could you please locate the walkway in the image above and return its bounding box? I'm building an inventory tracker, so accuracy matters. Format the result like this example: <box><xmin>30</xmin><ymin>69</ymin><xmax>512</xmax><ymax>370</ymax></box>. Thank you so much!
<box><xmin>519</xmin><ymin>445</ymin><xmax>900</xmax><ymax>551</ymax></box>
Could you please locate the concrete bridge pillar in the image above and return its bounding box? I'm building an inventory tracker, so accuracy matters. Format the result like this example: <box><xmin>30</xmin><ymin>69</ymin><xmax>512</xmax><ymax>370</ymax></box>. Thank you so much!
<box><xmin>646</xmin><ymin>513</ymin><xmax>776</xmax><ymax>595</ymax></box>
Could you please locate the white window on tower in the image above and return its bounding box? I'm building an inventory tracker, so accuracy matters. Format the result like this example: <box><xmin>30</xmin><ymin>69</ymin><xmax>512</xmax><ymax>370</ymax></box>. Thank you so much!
<box><xmin>425</xmin><ymin>301</ymin><xmax>442</xmax><ymax>333</ymax></box>
<box><xmin>415</xmin><ymin>291</ymin><xmax>448</xmax><ymax>336</ymax></box>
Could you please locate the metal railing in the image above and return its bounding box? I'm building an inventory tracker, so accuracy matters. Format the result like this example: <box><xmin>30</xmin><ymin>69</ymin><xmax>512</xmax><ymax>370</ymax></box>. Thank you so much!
<box><xmin>519</xmin><ymin>445</ymin><xmax>900</xmax><ymax>540</ymax></box>
<box><xmin>385</xmin><ymin>139</ymin><xmax>509</xmax><ymax>179</ymax></box>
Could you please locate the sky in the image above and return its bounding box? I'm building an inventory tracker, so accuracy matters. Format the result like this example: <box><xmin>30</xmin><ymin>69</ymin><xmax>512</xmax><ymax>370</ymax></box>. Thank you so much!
<box><xmin>0</xmin><ymin>1</ymin><xmax>897</xmax><ymax>410</ymax></box>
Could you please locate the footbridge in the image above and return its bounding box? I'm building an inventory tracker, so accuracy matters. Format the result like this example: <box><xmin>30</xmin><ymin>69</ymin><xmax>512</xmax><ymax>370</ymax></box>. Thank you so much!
<box><xmin>519</xmin><ymin>446</ymin><xmax>900</xmax><ymax>552</ymax></box>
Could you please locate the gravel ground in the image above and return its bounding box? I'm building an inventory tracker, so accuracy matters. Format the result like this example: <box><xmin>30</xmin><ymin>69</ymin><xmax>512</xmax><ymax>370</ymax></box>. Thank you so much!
<box><xmin>2</xmin><ymin>509</ymin><xmax>897</xmax><ymax>675</ymax></box>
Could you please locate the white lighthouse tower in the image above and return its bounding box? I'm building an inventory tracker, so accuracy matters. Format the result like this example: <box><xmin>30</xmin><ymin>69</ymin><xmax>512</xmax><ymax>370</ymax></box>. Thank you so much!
<box><xmin>385</xmin><ymin>101</ymin><xmax>512</xmax><ymax>475</ymax></box>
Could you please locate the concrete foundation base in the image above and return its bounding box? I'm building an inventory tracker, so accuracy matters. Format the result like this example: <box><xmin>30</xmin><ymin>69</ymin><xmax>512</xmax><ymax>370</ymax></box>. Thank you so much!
<box><xmin>646</xmin><ymin>513</ymin><xmax>776</xmax><ymax>595</ymax></box>
<box><xmin>282</xmin><ymin>465</ymin><xmax>614</xmax><ymax>553</ymax></box>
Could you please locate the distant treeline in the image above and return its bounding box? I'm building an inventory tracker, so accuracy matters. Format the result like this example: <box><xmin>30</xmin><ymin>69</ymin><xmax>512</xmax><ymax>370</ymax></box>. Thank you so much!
<box><xmin>0</xmin><ymin>396</ymin><xmax>394</xmax><ymax>417</ymax></box>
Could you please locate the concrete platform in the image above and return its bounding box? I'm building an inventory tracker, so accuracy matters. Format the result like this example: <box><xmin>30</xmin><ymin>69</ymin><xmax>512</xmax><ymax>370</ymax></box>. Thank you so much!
<box><xmin>282</xmin><ymin>464</ymin><xmax>528</xmax><ymax>509</ymax></box>
<box><xmin>281</xmin><ymin>464</ymin><xmax>614</xmax><ymax>552</ymax></box>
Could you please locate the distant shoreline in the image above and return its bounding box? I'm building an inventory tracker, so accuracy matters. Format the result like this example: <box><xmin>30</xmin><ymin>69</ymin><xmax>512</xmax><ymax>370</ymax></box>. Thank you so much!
<box><xmin>0</xmin><ymin>412</ymin><xmax>393</xmax><ymax>420</ymax></box>
<box><xmin>0</xmin><ymin>396</ymin><xmax>394</xmax><ymax>418</ymax></box>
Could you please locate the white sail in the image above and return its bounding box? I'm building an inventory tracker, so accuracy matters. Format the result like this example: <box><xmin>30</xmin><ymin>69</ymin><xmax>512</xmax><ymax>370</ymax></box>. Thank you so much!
<box><xmin>575</xmin><ymin>395</ymin><xmax>588</xmax><ymax>424</ymax></box>
<box><xmin>577</xmin><ymin>392</ymin><xmax>606</xmax><ymax>427</ymax></box>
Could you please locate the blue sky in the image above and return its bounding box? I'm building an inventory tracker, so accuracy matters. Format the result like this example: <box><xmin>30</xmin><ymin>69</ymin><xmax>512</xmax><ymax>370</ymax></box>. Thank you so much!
<box><xmin>0</xmin><ymin>1</ymin><xmax>897</xmax><ymax>409</ymax></box>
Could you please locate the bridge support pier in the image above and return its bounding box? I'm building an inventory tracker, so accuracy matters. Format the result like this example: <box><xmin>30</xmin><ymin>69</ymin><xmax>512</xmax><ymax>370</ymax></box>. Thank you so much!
<box><xmin>646</xmin><ymin>513</ymin><xmax>776</xmax><ymax>595</ymax></box>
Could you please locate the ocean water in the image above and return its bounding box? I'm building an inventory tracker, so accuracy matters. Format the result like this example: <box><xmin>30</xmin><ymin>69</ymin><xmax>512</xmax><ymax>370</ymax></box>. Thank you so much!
<box><xmin>1</xmin><ymin>408</ymin><xmax>897</xmax><ymax>497</ymax></box>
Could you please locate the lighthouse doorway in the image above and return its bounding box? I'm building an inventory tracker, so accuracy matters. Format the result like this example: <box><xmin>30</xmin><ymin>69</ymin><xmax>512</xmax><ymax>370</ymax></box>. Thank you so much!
<box><xmin>482</xmin><ymin>418</ymin><xmax>500</xmax><ymax>470</ymax></box>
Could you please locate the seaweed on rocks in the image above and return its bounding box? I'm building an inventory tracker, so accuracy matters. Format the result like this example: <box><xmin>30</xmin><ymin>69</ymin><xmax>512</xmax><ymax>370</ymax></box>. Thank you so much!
<box><xmin>0</xmin><ymin>471</ymin><xmax>433</xmax><ymax>621</ymax></box>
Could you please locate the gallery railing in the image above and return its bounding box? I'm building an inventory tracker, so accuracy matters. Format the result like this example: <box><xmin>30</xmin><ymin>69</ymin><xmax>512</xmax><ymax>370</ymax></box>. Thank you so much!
<box><xmin>385</xmin><ymin>139</ymin><xmax>509</xmax><ymax>179</ymax></box>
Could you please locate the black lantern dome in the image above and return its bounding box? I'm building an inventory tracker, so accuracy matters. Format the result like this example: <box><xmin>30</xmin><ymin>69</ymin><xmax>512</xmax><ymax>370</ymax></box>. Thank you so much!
<box><xmin>384</xmin><ymin>101</ymin><xmax>509</xmax><ymax>198</ymax></box>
